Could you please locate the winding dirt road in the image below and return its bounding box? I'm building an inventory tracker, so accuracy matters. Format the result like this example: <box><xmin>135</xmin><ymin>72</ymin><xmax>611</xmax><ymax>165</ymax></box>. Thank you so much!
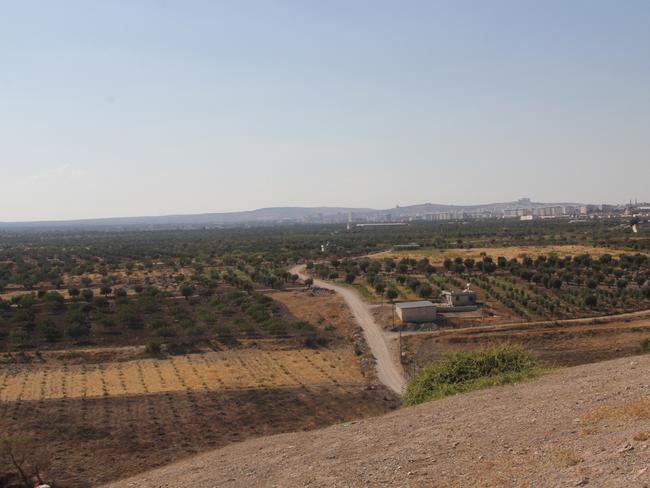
<box><xmin>291</xmin><ymin>265</ymin><xmax>405</xmax><ymax>395</ymax></box>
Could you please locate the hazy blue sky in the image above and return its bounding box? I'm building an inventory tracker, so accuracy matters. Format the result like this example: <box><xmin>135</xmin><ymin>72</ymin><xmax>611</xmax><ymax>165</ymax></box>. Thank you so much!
<box><xmin>1</xmin><ymin>0</ymin><xmax>649</xmax><ymax>221</ymax></box>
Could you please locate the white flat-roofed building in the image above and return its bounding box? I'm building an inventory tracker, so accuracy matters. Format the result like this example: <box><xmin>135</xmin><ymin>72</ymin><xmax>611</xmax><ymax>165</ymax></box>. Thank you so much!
<box><xmin>395</xmin><ymin>301</ymin><xmax>436</xmax><ymax>323</ymax></box>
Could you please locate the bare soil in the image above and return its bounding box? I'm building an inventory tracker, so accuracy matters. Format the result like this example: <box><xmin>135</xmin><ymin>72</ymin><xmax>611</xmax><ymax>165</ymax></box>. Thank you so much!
<box><xmin>269</xmin><ymin>289</ymin><xmax>357</xmax><ymax>338</ymax></box>
<box><xmin>1</xmin><ymin>384</ymin><xmax>396</xmax><ymax>487</ymax></box>
<box><xmin>102</xmin><ymin>355</ymin><xmax>650</xmax><ymax>487</ymax></box>
<box><xmin>0</xmin><ymin>347</ymin><xmax>370</xmax><ymax>402</ymax></box>
<box><xmin>0</xmin><ymin>285</ymin><xmax>399</xmax><ymax>487</ymax></box>
<box><xmin>403</xmin><ymin>314</ymin><xmax>650</xmax><ymax>370</ymax></box>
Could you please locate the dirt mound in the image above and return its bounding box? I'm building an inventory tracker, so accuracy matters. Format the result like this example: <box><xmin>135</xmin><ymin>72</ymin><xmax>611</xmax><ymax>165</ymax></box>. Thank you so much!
<box><xmin>104</xmin><ymin>355</ymin><xmax>650</xmax><ymax>487</ymax></box>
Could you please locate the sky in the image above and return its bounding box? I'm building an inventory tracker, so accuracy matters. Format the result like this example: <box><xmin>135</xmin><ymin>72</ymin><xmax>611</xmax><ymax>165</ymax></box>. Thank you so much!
<box><xmin>1</xmin><ymin>0</ymin><xmax>649</xmax><ymax>221</ymax></box>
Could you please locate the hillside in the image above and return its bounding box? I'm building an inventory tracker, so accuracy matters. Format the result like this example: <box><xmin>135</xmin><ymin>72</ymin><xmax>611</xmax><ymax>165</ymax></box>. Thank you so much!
<box><xmin>0</xmin><ymin>200</ymin><xmax>583</xmax><ymax>229</ymax></box>
<box><xmin>104</xmin><ymin>355</ymin><xmax>650</xmax><ymax>487</ymax></box>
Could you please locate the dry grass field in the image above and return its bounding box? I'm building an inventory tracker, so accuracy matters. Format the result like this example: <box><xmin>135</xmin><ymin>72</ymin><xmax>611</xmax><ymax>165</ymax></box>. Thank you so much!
<box><xmin>2</xmin><ymin>382</ymin><xmax>392</xmax><ymax>487</ymax></box>
<box><xmin>0</xmin><ymin>348</ymin><xmax>364</xmax><ymax>402</ymax></box>
<box><xmin>0</xmin><ymin>345</ymin><xmax>396</xmax><ymax>487</ymax></box>
<box><xmin>270</xmin><ymin>289</ymin><xmax>357</xmax><ymax>337</ymax></box>
<box><xmin>403</xmin><ymin>314</ymin><xmax>650</xmax><ymax>370</ymax></box>
<box><xmin>0</xmin><ymin>289</ymin><xmax>398</xmax><ymax>487</ymax></box>
<box><xmin>101</xmin><ymin>356</ymin><xmax>650</xmax><ymax>488</ymax></box>
<box><xmin>380</xmin><ymin>244</ymin><xmax>619</xmax><ymax>264</ymax></box>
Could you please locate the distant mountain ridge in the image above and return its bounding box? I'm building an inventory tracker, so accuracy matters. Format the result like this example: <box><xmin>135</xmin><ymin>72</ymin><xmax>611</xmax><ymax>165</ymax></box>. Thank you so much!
<box><xmin>0</xmin><ymin>200</ymin><xmax>585</xmax><ymax>230</ymax></box>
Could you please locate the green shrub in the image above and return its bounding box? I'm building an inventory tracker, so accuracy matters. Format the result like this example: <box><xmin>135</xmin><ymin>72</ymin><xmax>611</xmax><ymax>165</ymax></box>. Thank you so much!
<box><xmin>254</xmin><ymin>293</ymin><xmax>273</xmax><ymax>305</ymax></box>
<box><xmin>9</xmin><ymin>329</ymin><xmax>30</xmax><ymax>345</ymax></box>
<box><xmin>149</xmin><ymin>318</ymin><xmax>167</xmax><ymax>330</ymax></box>
<box><xmin>402</xmin><ymin>343</ymin><xmax>542</xmax><ymax>406</ymax></box>
<box><xmin>19</xmin><ymin>294</ymin><xmax>36</xmax><ymax>308</ymax></box>
<box><xmin>145</xmin><ymin>341</ymin><xmax>162</xmax><ymax>355</ymax></box>
<box><xmin>642</xmin><ymin>286</ymin><xmax>650</xmax><ymax>300</ymax></box>
<box><xmin>64</xmin><ymin>307</ymin><xmax>86</xmax><ymax>326</ymax></box>
<box><xmin>214</xmin><ymin>324</ymin><xmax>232</xmax><ymax>339</ymax></box>
<box><xmin>304</xmin><ymin>335</ymin><xmax>328</xmax><ymax>348</ymax></box>
<box><xmin>248</xmin><ymin>307</ymin><xmax>271</xmax><ymax>323</ymax></box>
<box><xmin>155</xmin><ymin>326</ymin><xmax>177</xmax><ymax>337</ymax></box>
<box><xmin>238</xmin><ymin>322</ymin><xmax>256</xmax><ymax>336</ymax></box>
<box><xmin>265</xmin><ymin>320</ymin><xmax>287</xmax><ymax>336</ymax></box>
<box><xmin>93</xmin><ymin>296</ymin><xmax>109</xmax><ymax>309</ymax></box>
<box><xmin>641</xmin><ymin>338</ymin><xmax>650</xmax><ymax>353</ymax></box>
<box><xmin>12</xmin><ymin>309</ymin><xmax>34</xmax><ymax>324</ymax></box>
<box><xmin>43</xmin><ymin>291</ymin><xmax>66</xmax><ymax>311</ymax></box>
<box><xmin>291</xmin><ymin>320</ymin><xmax>314</xmax><ymax>332</ymax></box>
<box><xmin>39</xmin><ymin>320</ymin><xmax>62</xmax><ymax>342</ymax></box>
<box><xmin>187</xmin><ymin>325</ymin><xmax>205</xmax><ymax>337</ymax></box>
<box><xmin>117</xmin><ymin>304</ymin><xmax>143</xmax><ymax>329</ymax></box>
<box><xmin>166</xmin><ymin>343</ymin><xmax>185</xmax><ymax>355</ymax></box>
<box><xmin>67</xmin><ymin>322</ymin><xmax>91</xmax><ymax>338</ymax></box>
<box><xmin>98</xmin><ymin>316</ymin><xmax>115</xmax><ymax>328</ymax></box>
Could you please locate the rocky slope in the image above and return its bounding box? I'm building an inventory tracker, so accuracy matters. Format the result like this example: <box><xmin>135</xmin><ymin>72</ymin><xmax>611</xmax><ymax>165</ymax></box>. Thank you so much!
<box><xmin>104</xmin><ymin>356</ymin><xmax>650</xmax><ymax>487</ymax></box>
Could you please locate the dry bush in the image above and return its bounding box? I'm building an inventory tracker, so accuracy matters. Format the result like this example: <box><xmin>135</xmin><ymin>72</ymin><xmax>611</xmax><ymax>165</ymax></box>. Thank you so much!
<box><xmin>556</xmin><ymin>448</ymin><xmax>583</xmax><ymax>467</ymax></box>
<box><xmin>0</xmin><ymin>435</ymin><xmax>51</xmax><ymax>487</ymax></box>
<box><xmin>581</xmin><ymin>399</ymin><xmax>650</xmax><ymax>423</ymax></box>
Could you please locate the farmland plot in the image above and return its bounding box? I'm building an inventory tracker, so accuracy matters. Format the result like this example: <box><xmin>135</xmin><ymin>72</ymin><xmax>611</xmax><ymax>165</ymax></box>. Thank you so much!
<box><xmin>0</xmin><ymin>348</ymin><xmax>365</xmax><ymax>402</ymax></box>
<box><xmin>0</xmin><ymin>345</ymin><xmax>396</xmax><ymax>487</ymax></box>
<box><xmin>1</xmin><ymin>382</ymin><xmax>393</xmax><ymax>487</ymax></box>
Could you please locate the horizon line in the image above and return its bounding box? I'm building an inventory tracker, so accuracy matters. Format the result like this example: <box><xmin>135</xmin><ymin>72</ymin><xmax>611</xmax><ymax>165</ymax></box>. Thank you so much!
<box><xmin>0</xmin><ymin>198</ymin><xmax>640</xmax><ymax>225</ymax></box>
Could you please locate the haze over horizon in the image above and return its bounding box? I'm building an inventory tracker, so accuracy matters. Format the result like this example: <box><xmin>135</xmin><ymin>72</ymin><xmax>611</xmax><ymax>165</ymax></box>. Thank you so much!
<box><xmin>2</xmin><ymin>1</ymin><xmax>649</xmax><ymax>221</ymax></box>
<box><xmin>0</xmin><ymin>197</ymin><xmax>621</xmax><ymax>224</ymax></box>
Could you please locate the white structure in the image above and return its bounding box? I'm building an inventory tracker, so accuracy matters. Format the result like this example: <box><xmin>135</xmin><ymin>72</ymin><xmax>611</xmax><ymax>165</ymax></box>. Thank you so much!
<box><xmin>395</xmin><ymin>301</ymin><xmax>436</xmax><ymax>323</ymax></box>
<box><xmin>441</xmin><ymin>289</ymin><xmax>477</xmax><ymax>307</ymax></box>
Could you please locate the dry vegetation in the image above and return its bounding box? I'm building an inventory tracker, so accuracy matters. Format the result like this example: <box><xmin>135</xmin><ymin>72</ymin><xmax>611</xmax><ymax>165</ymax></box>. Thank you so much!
<box><xmin>403</xmin><ymin>313</ymin><xmax>650</xmax><ymax>371</ymax></box>
<box><xmin>0</xmin><ymin>290</ymin><xmax>398</xmax><ymax>486</ymax></box>
<box><xmin>270</xmin><ymin>288</ymin><xmax>359</xmax><ymax>336</ymax></box>
<box><xmin>381</xmin><ymin>243</ymin><xmax>621</xmax><ymax>263</ymax></box>
<box><xmin>3</xmin><ymin>383</ymin><xmax>391</xmax><ymax>487</ymax></box>
<box><xmin>338</xmin><ymin>241</ymin><xmax>650</xmax><ymax>377</ymax></box>
<box><xmin>0</xmin><ymin>348</ymin><xmax>367</xmax><ymax>402</ymax></box>
<box><xmin>102</xmin><ymin>356</ymin><xmax>650</xmax><ymax>488</ymax></box>
<box><xmin>1</xmin><ymin>220</ymin><xmax>649</xmax><ymax>486</ymax></box>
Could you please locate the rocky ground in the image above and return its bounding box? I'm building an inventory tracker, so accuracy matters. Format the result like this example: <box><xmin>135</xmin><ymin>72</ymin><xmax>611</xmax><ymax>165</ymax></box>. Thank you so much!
<box><xmin>104</xmin><ymin>355</ymin><xmax>650</xmax><ymax>487</ymax></box>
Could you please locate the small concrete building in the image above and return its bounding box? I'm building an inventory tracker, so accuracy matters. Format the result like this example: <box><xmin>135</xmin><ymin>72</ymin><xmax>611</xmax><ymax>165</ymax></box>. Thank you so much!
<box><xmin>395</xmin><ymin>301</ymin><xmax>436</xmax><ymax>323</ymax></box>
<box><xmin>442</xmin><ymin>290</ymin><xmax>477</xmax><ymax>307</ymax></box>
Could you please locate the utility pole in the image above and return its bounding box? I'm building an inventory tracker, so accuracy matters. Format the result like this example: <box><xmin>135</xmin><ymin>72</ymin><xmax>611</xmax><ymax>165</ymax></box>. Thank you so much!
<box><xmin>395</xmin><ymin>303</ymin><xmax>402</xmax><ymax>360</ymax></box>
<box><xmin>399</xmin><ymin>324</ymin><xmax>402</xmax><ymax>360</ymax></box>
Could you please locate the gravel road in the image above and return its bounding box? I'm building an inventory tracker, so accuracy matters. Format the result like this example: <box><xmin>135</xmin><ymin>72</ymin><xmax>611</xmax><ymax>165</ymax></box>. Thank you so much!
<box><xmin>291</xmin><ymin>264</ymin><xmax>405</xmax><ymax>395</ymax></box>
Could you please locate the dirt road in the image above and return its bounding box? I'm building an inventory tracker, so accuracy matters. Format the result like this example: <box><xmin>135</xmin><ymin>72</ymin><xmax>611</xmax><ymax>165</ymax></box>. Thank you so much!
<box><xmin>291</xmin><ymin>265</ymin><xmax>405</xmax><ymax>394</ymax></box>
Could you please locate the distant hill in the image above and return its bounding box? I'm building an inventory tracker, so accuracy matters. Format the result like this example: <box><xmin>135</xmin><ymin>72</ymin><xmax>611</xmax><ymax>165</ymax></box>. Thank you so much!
<box><xmin>0</xmin><ymin>200</ymin><xmax>585</xmax><ymax>230</ymax></box>
<box><xmin>0</xmin><ymin>207</ymin><xmax>372</xmax><ymax>230</ymax></box>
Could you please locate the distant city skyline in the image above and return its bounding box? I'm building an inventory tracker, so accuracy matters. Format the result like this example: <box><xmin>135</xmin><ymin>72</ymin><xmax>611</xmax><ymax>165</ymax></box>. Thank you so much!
<box><xmin>1</xmin><ymin>1</ymin><xmax>649</xmax><ymax>221</ymax></box>
<box><xmin>0</xmin><ymin>198</ymin><xmax>646</xmax><ymax>226</ymax></box>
